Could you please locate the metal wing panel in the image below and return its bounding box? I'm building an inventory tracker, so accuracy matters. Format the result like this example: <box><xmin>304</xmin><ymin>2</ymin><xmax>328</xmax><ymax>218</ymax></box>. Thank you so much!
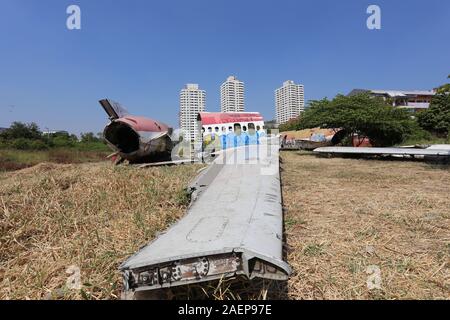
<box><xmin>314</xmin><ymin>147</ymin><xmax>450</xmax><ymax>156</ymax></box>
<box><xmin>120</xmin><ymin>138</ymin><xmax>291</xmax><ymax>293</ymax></box>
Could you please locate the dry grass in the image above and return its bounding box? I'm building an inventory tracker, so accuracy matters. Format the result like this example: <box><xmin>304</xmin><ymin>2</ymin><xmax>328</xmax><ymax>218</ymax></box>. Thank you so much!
<box><xmin>1</xmin><ymin>152</ymin><xmax>449</xmax><ymax>300</ymax></box>
<box><xmin>0</xmin><ymin>149</ymin><xmax>110</xmax><ymax>172</ymax></box>
<box><xmin>0</xmin><ymin>162</ymin><xmax>201</xmax><ymax>300</ymax></box>
<box><xmin>281</xmin><ymin>151</ymin><xmax>450</xmax><ymax>300</ymax></box>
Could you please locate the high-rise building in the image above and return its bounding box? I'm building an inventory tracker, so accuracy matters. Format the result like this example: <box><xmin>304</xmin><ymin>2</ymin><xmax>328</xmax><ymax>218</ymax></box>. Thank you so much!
<box><xmin>179</xmin><ymin>83</ymin><xmax>206</xmax><ymax>143</ymax></box>
<box><xmin>220</xmin><ymin>76</ymin><xmax>245</xmax><ymax>113</ymax></box>
<box><xmin>275</xmin><ymin>80</ymin><xmax>305</xmax><ymax>124</ymax></box>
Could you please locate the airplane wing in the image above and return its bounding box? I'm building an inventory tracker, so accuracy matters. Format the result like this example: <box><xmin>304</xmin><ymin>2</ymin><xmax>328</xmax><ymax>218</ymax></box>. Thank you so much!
<box><xmin>120</xmin><ymin>137</ymin><xmax>291</xmax><ymax>297</ymax></box>
<box><xmin>314</xmin><ymin>147</ymin><xmax>450</xmax><ymax>157</ymax></box>
<box><xmin>99</xmin><ymin>99</ymin><xmax>130</xmax><ymax>120</ymax></box>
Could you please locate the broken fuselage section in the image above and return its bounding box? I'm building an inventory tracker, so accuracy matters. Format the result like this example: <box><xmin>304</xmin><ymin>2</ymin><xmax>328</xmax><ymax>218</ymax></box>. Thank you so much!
<box><xmin>99</xmin><ymin>99</ymin><xmax>173</xmax><ymax>163</ymax></box>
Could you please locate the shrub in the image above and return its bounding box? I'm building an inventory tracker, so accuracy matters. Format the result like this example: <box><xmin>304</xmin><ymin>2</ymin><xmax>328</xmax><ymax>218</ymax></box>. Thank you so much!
<box><xmin>417</xmin><ymin>93</ymin><xmax>450</xmax><ymax>137</ymax></box>
<box><xmin>0</xmin><ymin>139</ymin><xmax>10</xmax><ymax>149</ymax></box>
<box><xmin>9</xmin><ymin>138</ymin><xmax>50</xmax><ymax>150</ymax></box>
<box><xmin>51</xmin><ymin>135</ymin><xmax>76</xmax><ymax>148</ymax></box>
<box><xmin>29</xmin><ymin>140</ymin><xmax>49</xmax><ymax>150</ymax></box>
<box><xmin>11</xmin><ymin>138</ymin><xmax>33</xmax><ymax>150</ymax></box>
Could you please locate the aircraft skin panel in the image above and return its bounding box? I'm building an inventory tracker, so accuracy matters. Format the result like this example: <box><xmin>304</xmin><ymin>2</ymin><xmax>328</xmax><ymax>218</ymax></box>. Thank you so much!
<box><xmin>120</xmin><ymin>138</ymin><xmax>291</xmax><ymax>295</ymax></box>
<box><xmin>116</xmin><ymin>116</ymin><xmax>170</xmax><ymax>134</ymax></box>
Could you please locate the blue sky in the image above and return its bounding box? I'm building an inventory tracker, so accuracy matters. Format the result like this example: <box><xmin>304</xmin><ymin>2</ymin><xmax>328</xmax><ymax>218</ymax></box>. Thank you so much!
<box><xmin>1</xmin><ymin>0</ymin><xmax>449</xmax><ymax>134</ymax></box>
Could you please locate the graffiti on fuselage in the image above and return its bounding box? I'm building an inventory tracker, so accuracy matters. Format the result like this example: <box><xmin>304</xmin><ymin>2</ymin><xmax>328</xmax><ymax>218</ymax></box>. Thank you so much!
<box><xmin>201</xmin><ymin>123</ymin><xmax>266</xmax><ymax>152</ymax></box>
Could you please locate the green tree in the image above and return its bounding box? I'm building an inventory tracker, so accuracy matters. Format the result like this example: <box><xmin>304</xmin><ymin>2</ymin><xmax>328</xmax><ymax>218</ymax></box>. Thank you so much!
<box><xmin>0</xmin><ymin>122</ymin><xmax>43</xmax><ymax>141</ymax></box>
<box><xmin>279</xmin><ymin>118</ymin><xmax>299</xmax><ymax>132</ymax></box>
<box><xmin>435</xmin><ymin>75</ymin><xmax>450</xmax><ymax>94</ymax></box>
<box><xmin>417</xmin><ymin>90</ymin><xmax>450</xmax><ymax>137</ymax></box>
<box><xmin>290</xmin><ymin>94</ymin><xmax>416</xmax><ymax>147</ymax></box>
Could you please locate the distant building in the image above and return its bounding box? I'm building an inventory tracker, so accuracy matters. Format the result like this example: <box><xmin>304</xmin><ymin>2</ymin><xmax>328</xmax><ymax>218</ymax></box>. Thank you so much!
<box><xmin>42</xmin><ymin>130</ymin><xmax>69</xmax><ymax>136</ymax></box>
<box><xmin>179</xmin><ymin>83</ymin><xmax>206</xmax><ymax>143</ymax></box>
<box><xmin>264</xmin><ymin>120</ymin><xmax>279</xmax><ymax>130</ymax></box>
<box><xmin>348</xmin><ymin>89</ymin><xmax>436</xmax><ymax>113</ymax></box>
<box><xmin>221</xmin><ymin>76</ymin><xmax>245</xmax><ymax>113</ymax></box>
<box><xmin>275</xmin><ymin>80</ymin><xmax>305</xmax><ymax>125</ymax></box>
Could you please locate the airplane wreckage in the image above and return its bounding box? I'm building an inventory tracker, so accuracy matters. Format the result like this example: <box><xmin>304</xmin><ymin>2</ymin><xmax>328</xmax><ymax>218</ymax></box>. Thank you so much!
<box><xmin>314</xmin><ymin>146</ymin><xmax>450</xmax><ymax>161</ymax></box>
<box><xmin>98</xmin><ymin>99</ymin><xmax>449</xmax><ymax>299</ymax></box>
<box><xmin>98</xmin><ymin>99</ymin><xmax>291</xmax><ymax>299</ymax></box>
<box><xmin>99</xmin><ymin>99</ymin><xmax>175</xmax><ymax>164</ymax></box>
<box><xmin>281</xmin><ymin>128</ymin><xmax>450</xmax><ymax>161</ymax></box>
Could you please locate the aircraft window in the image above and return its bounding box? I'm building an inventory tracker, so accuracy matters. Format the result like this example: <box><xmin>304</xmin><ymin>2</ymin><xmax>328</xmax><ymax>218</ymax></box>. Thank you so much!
<box><xmin>234</xmin><ymin>124</ymin><xmax>242</xmax><ymax>135</ymax></box>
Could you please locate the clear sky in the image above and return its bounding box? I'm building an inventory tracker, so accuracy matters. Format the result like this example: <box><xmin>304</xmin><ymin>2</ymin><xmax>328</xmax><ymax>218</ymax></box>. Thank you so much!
<box><xmin>1</xmin><ymin>0</ymin><xmax>449</xmax><ymax>134</ymax></box>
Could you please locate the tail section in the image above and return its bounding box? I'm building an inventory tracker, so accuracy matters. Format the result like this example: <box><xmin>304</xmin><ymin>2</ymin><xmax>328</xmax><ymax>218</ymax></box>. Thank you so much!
<box><xmin>99</xmin><ymin>99</ymin><xmax>130</xmax><ymax>120</ymax></box>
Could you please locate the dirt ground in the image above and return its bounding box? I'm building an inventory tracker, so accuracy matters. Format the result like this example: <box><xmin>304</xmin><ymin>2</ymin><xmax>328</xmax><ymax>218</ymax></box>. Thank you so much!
<box><xmin>281</xmin><ymin>151</ymin><xmax>449</xmax><ymax>300</ymax></box>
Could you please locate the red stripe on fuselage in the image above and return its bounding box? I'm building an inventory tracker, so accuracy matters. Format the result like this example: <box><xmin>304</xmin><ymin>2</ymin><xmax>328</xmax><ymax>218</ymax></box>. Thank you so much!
<box><xmin>115</xmin><ymin>116</ymin><xmax>170</xmax><ymax>133</ymax></box>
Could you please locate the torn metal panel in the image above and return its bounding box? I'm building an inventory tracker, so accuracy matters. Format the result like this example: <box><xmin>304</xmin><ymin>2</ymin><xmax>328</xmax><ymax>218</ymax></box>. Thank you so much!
<box><xmin>120</xmin><ymin>138</ymin><xmax>291</xmax><ymax>296</ymax></box>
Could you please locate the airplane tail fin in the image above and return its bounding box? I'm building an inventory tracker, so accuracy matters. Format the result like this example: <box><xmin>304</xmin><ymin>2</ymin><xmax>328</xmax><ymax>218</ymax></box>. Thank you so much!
<box><xmin>99</xmin><ymin>99</ymin><xmax>130</xmax><ymax>120</ymax></box>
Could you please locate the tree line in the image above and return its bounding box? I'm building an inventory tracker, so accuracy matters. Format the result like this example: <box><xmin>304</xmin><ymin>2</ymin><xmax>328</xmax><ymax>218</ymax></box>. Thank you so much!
<box><xmin>280</xmin><ymin>76</ymin><xmax>450</xmax><ymax>147</ymax></box>
<box><xmin>0</xmin><ymin>122</ymin><xmax>108</xmax><ymax>151</ymax></box>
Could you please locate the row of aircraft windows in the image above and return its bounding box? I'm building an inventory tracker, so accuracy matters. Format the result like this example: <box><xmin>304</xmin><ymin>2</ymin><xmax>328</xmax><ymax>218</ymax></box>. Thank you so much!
<box><xmin>202</xmin><ymin>123</ymin><xmax>265</xmax><ymax>135</ymax></box>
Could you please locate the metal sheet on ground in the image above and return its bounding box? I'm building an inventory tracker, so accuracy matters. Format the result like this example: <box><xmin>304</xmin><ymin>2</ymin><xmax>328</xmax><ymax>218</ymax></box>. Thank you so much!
<box><xmin>314</xmin><ymin>146</ymin><xmax>450</xmax><ymax>157</ymax></box>
<box><xmin>120</xmin><ymin>137</ymin><xmax>291</xmax><ymax>297</ymax></box>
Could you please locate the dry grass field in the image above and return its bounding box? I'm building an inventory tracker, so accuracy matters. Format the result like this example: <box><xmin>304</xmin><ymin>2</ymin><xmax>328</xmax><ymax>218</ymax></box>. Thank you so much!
<box><xmin>0</xmin><ymin>152</ymin><xmax>449</xmax><ymax>300</ymax></box>
<box><xmin>0</xmin><ymin>162</ymin><xmax>200</xmax><ymax>300</ymax></box>
<box><xmin>281</xmin><ymin>151</ymin><xmax>450</xmax><ymax>300</ymax></box>
<box><xmin>0</xmin><ymin>149</ymin><xmax>110</xmax><ymax>172</ymax></box>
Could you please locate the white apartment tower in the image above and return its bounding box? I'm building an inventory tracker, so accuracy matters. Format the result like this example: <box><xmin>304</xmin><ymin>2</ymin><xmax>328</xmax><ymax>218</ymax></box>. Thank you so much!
<box><xmin>275</xmin><ymin>80</ymin><xmax>305</xmax><ymax>124</ymax></box>
<box><xmin>220</xmin><ymin>76</ymin><xmax>245</xmax><ymax>112</ymax></box>
<box><xmin>179</xmin><ymin>83</ymin><xmax>206</xmax><ymax>143</ymax></box>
